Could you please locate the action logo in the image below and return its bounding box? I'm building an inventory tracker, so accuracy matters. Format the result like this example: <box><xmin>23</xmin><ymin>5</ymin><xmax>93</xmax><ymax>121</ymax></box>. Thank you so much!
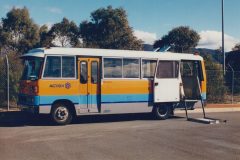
<box><xmin>65</xmin><ymin>82</ymin><xmax>71</xmax><ymax>89</ymax></box>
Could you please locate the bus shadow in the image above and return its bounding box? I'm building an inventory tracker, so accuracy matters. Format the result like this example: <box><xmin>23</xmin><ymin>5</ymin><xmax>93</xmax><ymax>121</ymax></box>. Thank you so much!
<box><xmin>0</xmin><ymin>111</ymin><xmax>185</xmax><ymax>127</ymax></box>
<box><xmin>73</xmin><ymin>114</ymin><xmax>184</xmax><ymax>124</ymax></box>
<box><xmin>0</xmin><ymin>111</ymin><xmax>51</xmax><ymax>127</ymax></box>
<box><xmin>74</xmin><ymin>113</ymin><xmax>154</xmax><ymax>124</ymax></box>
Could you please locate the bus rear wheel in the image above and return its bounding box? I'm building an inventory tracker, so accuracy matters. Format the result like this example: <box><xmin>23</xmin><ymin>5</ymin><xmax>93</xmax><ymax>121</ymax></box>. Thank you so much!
<box><xmin>51</xmin><ymin>103</ymin><xmax>73</xmax><ymax>125</ymax></box>
<box><xmin>153</xmin><ymin>104</ymin><xmax>170</xmax><ymax>120</ymax></box>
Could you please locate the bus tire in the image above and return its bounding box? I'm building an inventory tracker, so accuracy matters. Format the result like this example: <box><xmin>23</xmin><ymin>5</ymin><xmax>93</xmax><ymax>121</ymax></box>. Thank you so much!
<box><xmin>153</xmin><ymin>104</ymin><xmax>170</xmax><ymax>120</ymax></box>
<box><xmin>51</xmin><ymin>103</ymin><xmax>73</xmax><ymax>125</ymax></box>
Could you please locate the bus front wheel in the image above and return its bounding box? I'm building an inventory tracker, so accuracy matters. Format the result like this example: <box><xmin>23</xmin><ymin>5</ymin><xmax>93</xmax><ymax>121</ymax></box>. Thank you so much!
<box><xmin>153</xmin><ymin>104</ymin><xmax>170</xmax><ymax>120</ymax></box>
<box><xmin>51</xmin><ymin>103</ymin><xmax>73</xmax><ymax>125</ymax></box>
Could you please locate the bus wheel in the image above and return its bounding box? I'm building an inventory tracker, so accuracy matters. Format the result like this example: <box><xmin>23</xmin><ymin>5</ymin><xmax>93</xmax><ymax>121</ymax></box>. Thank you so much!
<box><xmin>51</xmin><ymin>103</ymin><xmax>73</xmax><ymax>125</ymax></box>
<box><xmin>153</xmin><ymin>104</ymin><xmax>170</xmax><ymax>120</ymax></box>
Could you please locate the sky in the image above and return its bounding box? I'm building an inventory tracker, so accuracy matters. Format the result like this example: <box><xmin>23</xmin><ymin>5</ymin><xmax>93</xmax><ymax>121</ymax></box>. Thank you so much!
<box><xmin>0</xmin><ymin>0</ymin><xmax>240</xmax><ymax>51</ymax></box>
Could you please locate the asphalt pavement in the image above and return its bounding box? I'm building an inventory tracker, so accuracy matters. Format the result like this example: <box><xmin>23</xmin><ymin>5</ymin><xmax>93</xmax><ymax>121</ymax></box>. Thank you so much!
<box><xmin>0</xmin><ymin>111</ymin><xmax>239</xmax><ymax>160</ymax></box>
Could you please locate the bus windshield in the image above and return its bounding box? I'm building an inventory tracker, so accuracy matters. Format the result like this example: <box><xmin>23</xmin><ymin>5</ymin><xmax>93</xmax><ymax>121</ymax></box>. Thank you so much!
<box><xmin>21</xmin><ymin>57</ymin><xmax>43</xmax><ymax>80</ymax></box>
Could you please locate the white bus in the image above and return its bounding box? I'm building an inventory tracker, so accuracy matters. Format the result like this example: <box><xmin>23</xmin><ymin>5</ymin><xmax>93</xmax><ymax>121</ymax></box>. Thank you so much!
<box><xmin>18</xmin><ymin>47</ymin><xmax>206</xmax><ymax>125</ymax></box>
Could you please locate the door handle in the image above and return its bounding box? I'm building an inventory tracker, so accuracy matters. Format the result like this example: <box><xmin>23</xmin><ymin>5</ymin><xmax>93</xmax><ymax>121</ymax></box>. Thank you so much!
<box><xmin>154</xmin><ymin>82</ymin><xmax>158</xmax><ymax>86</ymax></box>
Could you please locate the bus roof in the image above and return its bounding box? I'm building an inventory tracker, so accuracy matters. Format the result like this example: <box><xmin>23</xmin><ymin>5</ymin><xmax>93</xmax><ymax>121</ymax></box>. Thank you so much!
<box><xmin>22</xmin><ymin>47</ymin><xmax>203</xmax><ymax>61</ymax></box>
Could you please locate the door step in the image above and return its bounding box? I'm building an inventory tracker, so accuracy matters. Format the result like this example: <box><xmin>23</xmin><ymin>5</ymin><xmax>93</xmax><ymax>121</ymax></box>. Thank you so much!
<box><xmin>187</xmin><ymin>117</ymin><xmax>226</xmax><ymax>124</ymax></box>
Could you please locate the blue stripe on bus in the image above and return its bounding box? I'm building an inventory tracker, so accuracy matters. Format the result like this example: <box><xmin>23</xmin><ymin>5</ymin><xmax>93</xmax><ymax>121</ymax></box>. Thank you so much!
<box><xmin>19</xmin><ymin>93</ymin><xmax>207</xmax><ymax>108</ymax></box>
<box><xmin>19</xmin><ymin>93</ymin><xmax>153</xmax><ymax>106</ymax></box>
<box><xmin>38</xmin><ymin>94</ymin><xmax>153</xmax><ymax>105</ymax></box>
<box><xmin>101</xmin><ymin>94</ymin><xmax>153</xmax><ymax>103</ymax></box>
<box><xmin>201</xmin><ymin>93</ymin><xmax>206</xmax><ymax>100</ymax></box>
<box><xmin>79</xmin><ymin>95</ymin><xmax>100</xmax><ymax>104</ymax></box>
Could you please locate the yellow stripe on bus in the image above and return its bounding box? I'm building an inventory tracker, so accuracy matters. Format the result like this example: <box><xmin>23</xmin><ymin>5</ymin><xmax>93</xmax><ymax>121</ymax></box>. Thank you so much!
<box><xmin>101</xmin><ymin>80</ymin><xmax>153</xmax><ymax>94</ymax></box>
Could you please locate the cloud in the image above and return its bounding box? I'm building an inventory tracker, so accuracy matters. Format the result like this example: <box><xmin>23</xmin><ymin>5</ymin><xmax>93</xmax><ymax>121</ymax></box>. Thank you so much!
<box><xmin>197</xmin><ymin>30</ymin><xmax>239</xmax><ymax>52</ymax></box>
<box><xmin>134</xmin><ymin>30</ymin><xmax>157</xmax><ymax>44</ymax></box>
<box><xmin>46</xmin><ymin>7</ymin><xmax>62</xmax><ymax>14</ymax></box>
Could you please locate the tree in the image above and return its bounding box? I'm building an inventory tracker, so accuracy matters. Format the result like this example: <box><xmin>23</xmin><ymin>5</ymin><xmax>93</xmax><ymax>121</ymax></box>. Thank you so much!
<box><xmin>154</xmin><ymin>26</ymin><xmax>200</xmax><ymax>53</ymax></box>
<box><xmin>49</xmin><ymin>18</ymin><xmax>80</xmax><ymax>47</ymax></box>
<box><xmin>226</xmin><ymin>51</ymin><xmax>240</xmax><ymax>71</ymax></box>
<box><xmin>1</xmin><ymin>7</ymin><xmax>39</xmax><ymax>54</ymax></box>
<box><xmin>232</xmin><ymin>43</ymin><xmax>240</xmax><ymax>51</ymax></box>
<box><xmin>38</xmin><ymin>25</ymin><xmax>54</xmax><ymax>47</ymax></box>
<box><xmin>0</xmin><ymin>25</ymin><xmax>10</xmax><ymax>56</ymax></box>
<box><xmin>80</xmin><ymin>6</ymin><xmax>143</xmax><ymax>50</ymax></box>
<box><xmin>0</xmin><ymin>25</ymin><xmax>7</xmax><ymax>47</ymax></box>
<box><xmin>0</xmin><ymin>50</ymin><xmax>23</xmax><ymax>105</ymax></box>
<box><xmin>225</xmin><ymin>50</ymin><xmax>240</xmax><ymax>93</ymax></box>
<box><xmin>215</xmin><ymin>47</ymin><xmax>224</xmax><ymax>63</ymax></box>
<box><xmin>200</xmin><ymin>53</ymin><xmax>227</xmax><ymax>103</ymax></box>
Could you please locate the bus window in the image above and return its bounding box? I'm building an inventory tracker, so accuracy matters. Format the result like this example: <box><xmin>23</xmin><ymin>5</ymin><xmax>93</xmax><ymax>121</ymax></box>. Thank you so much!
<box><xmin>91</xmin><ymin>61</ymin><xmax>98</xmax><ymax>84</ymax></box>
<box><xmin>181</xmin><ymin>61</ymin><xmax>204</xmax><ymax>81</ymax></box>
<box><xmin>142</xmin><ymin>59</ymin><xmax>157</xmax><ymax>78</ymax></box>
<box><xmin>181</xmin><ymin>61</ymin><xmax>194</xmax><ymax>77</ymax></box>
<box><xmin>80</xmin><ymin>61</ymin><xmax>87</xmax><ymax>84</ymax></box>
<box><xmin>43</xmin><ymin>56</ymin><xmax>61</xmax><ymax>78</ymax></box>
<box><xmin>123</xmin><ymin>58</ymin><xmax>140</xmax><ymax>78</ymax></box>
<box><xmin>21</xmin><ymin>57</ymin><xmax>43</xmax><ymax>80</ymax></box>
<box><xmin>156</xmin><ymin>61</ymin><xmax>179</xmax><ymax>78</ymax></box>
<box><xmin>62</xmin><ymin>56</ymin><xmax>75</xmax><ymax>78</ymax></box>
<box><xmin>104</xmin><ymin>58</ymin><xmax>122</xmax><ymax>78</ymax></box>
<box><xmin>43</xmin><ymin>56</ymin><xmax>76</xmax><ymax>78</ymax></box>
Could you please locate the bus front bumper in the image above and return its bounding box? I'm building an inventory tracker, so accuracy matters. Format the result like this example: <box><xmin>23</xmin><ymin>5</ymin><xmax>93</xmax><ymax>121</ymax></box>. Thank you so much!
<box><xmin>19</xmin><ymin>104</ymin><xmax>39</xmax><ymax>114</ymax></box>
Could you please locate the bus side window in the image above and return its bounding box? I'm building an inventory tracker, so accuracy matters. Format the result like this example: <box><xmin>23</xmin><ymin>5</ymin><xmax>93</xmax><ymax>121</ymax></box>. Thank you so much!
<box><xmin>181</xmin><ymin>61</ymin><xmax>204</xmax><ymax>81</ymax></box>
<box><xmin>104</xmin><ymin>58</ymin><xmax>122</xmax><ymax>78</ymax></box>
<box><xmin>80</xmin><ymin>61</ymin><xmax>87</xmax><ymax>84</ymax></box>
<box><xmin>142</xmin><ymin>59</ymin><xmax>157</xmax><ymax>78</ymax></box>
<box><xmin>91</xmin><ymin>61</ymin><xmax>98</xmax><ymax>84</ymax></box>
<box><xmin>181</xmin><ymin>61</ymin><xmax>193</xmax><ymax>77</ymax></box>
<box><xmin>123</xmin><ymin>58</ymin><xmax>140</xmax><ymax>78</ymax></box>
<box><xmin>62</xmin><ymin>56</ymin><xmax>75</xmax><ymax>78</ymax></box>
<box><xmin>156</xmin><ymin>61</ymin><xmax>179</xmax><ymax>78</ymax></box>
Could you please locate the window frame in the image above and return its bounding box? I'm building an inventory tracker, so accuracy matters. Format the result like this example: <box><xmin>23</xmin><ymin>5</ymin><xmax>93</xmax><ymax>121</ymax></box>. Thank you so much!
<box><xmin>141</xmin><ymin>58</ymin><xmax>158</xmax><ymax>79</ymax></box>
<box><xmin>42</xmin><ymin>55</ymin><xmax>77</xmax><ymax>79</ymax></box>
<box><xmin>155</xmin><ymin>60</ymin><xmax>180</xmax><ymax>79</ymax></box>
<box><xmin>102</xmin><ymin>57</ymin><xmax>141</xmax><ymax>80</ymax></box>
<box><xmin>91</xmin><ymin>61</ymin><xmax>98</xmax><ymax>84</ymax></box>
<box><xmin>62</xmin><ymin>56</ymin><xmax>77</xmax><ymax>78</ymax></box>
<box><xmin>181</xmin><ymin>60</ymin><xmax>204</xmax><ymax>81</ymax></box>
<box><xmin>80</xmin><ymin>60</ymin><xmax>88</xmax><ymax>84</ymax></box>
<box><xmin>122</xmin><ymin>58</ymin><xmax>140</xmax><ymax>79</ymax></box>
<box><xmin>103</xmin><ymin>57</ymin><xmax>123</xmax><ymax>79</ymax></box>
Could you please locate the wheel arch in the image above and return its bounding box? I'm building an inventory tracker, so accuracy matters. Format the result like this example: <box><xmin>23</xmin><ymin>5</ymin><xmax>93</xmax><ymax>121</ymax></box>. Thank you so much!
<box><xmin>152</xmin><ymin>102</ymin><xmax>174</xmax><ymax>119</ymax></box>
<box><xmin>153</xmin><ymin>102</ymin><xmax>174</xmax><ymax>110</ymax></box>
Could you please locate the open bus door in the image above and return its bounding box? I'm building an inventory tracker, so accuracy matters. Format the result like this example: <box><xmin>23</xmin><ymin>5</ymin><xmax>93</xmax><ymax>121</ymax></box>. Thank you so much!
<box><xmin>180</xmin><ymin>60</ymin><xmax>204</xmax><ymax>102</ymax></box>
<box><xmin>180</xmin><ymin>60</ymin><xmax>206</xmax><ymax>119</ymax></box>
<box><xmin>154</xmin><ymin>60</ymin><xmax>181</xmax><ymax>103</ymax></box>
